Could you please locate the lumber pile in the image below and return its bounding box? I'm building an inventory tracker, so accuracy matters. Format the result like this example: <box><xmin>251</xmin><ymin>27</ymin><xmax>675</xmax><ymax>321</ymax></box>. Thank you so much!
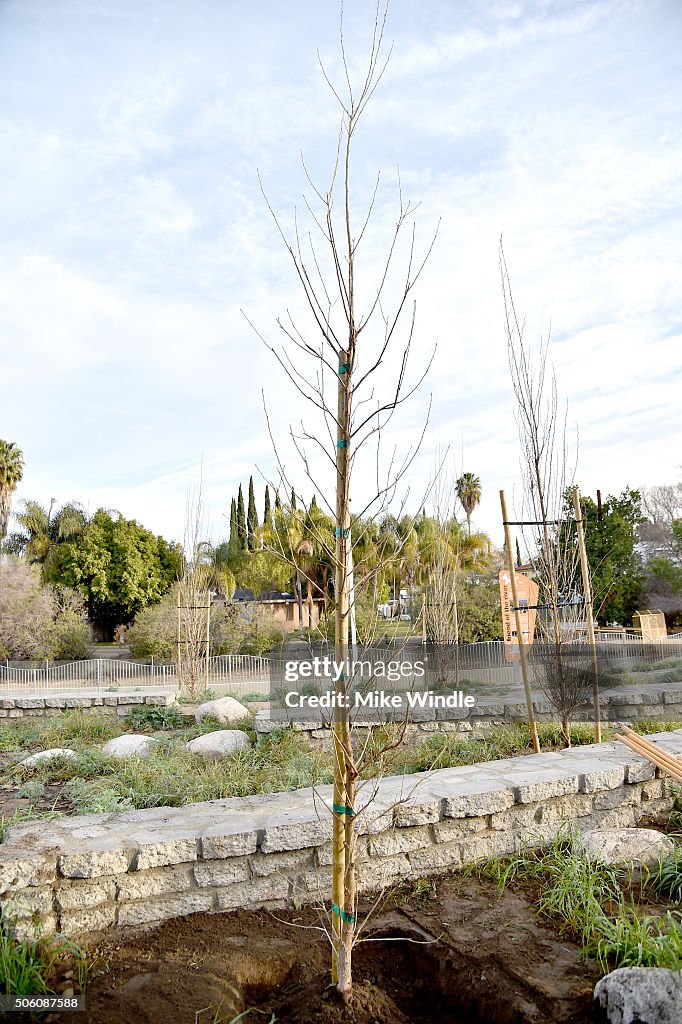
<box><xmin>617</xmin><ymin>725</ymin><xmax>682</xmax><ymax>785</ymax></box>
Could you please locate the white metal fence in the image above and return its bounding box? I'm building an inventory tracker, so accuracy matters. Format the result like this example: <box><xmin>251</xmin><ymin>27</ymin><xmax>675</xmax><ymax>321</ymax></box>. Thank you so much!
<box><xmin>1</xmin><ymin>638</ymin><xmax>681</xmax><ymax>698</ymax></box>
<box><xmin>0</xmin><ymin>655</ymin><xmax>270</xmax><ymax>697</ymax></box>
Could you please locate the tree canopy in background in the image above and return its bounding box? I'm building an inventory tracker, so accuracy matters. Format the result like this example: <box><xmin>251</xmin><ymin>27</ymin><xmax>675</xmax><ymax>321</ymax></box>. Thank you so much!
<box><xmin>45</xmin><ymin>509</ymin><xmax>182</xmax><ymax>636</ymax></box>
<box><xmin>568</xmin><ymin>487</ymin><xmax>644</xmax><ymax>626</ymax></box>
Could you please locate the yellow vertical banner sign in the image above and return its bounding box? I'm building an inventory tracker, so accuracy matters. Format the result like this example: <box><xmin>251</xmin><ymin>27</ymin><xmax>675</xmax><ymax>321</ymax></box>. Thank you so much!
<box><xmin>499</xmin><ymin>569</ymin><xmax>539</xmax><ymax>663</ymax></box>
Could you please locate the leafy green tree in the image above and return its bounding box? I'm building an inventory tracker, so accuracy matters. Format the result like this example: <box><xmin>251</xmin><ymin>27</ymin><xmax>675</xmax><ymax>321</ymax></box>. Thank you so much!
<box><xmin>157</xmin><ymin>535</ymin><xmax>183</xmax><ymax>589</ymax></box>
<box><xmin>237</xmin><ymin>485</ymin><xmax>247</xmax><ymax>551</ymax></box>
<box><xmin>569</xmin><ymin>488</ymin><xmax>645</xmax><ymax>625</ymax></box>
<box><xmin>456</xmin><ymin>472</ymin><xmax>481</xmax><ymax>535</ymax></box>
<box><xmin>247</xmin><ymin>476</ymin><xmax>258</xmax><ymax>552</ymax></box>
<box><xmin>0</xmin><ymin>440</ymin><xmax>24</xmax><ymax>541</ymax></box>
<box><xmin>51</xmin><ymin>510</ymin><xmax>178</xmax><ymax>637</ymax></box>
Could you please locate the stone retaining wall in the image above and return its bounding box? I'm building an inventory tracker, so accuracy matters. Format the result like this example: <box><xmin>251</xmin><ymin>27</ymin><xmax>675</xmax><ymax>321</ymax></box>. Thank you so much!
<box><xmin>2</xmin><ymin>730</ymin><xmax>681</xmax><ymax>942</ymax></box>
<box><xmin>0</xmin><ymin>692</ymin><xmax>176</xmax><ymax>720</ymax></box>
<box><xmin>2</xmin><ymin>684</ymin><xmax>680</xmax><ymax>733</ymax></box>
<box><xmin>255</xmin><ymin>684</ymin><xmax>682</xmax><ymax>744</ymax></box>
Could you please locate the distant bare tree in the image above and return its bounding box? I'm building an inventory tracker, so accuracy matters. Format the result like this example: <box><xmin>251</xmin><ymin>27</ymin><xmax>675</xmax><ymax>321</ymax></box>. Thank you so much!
<box><xmin>500</xmin><ymin>241</ymin><xmax>589</xmax><ymax>745</ymax></box>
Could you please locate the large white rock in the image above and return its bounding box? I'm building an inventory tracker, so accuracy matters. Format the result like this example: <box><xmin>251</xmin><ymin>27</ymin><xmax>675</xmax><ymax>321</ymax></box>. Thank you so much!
<box><xmin>195</xmin><ymin>696</ymin><xmax>248</xmax><ymax>725</ymax></box>
<box><xmin>19</xmin><ymin>748</ymin><xmax>77</xmax><ymax>767</ymax></box>
<box><xmin>594</xmin><ymin>967</ymin><xmax>682</xmax><ymax>1024</ymax></box>
<box><xmin>578</xmin><ymin>829</ymin><xmax>674</xmax><ymax>869</ymax></box>
<box><xmin>101</xmin><ymin>734</ymin><xmax>158</xmax><ymax>759</ymax></box>
<box><xmin>186</xmin><ymin>730</ymin><xmax>252</xmax><ymax>758</ymax></box>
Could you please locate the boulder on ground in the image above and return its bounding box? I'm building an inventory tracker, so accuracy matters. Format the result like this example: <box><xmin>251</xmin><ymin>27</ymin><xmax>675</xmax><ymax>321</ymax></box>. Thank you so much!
<box><xmin>186</xmin><ymin>730</ymin><xmax>251</xmax><ymax>758</ymax></box>
<box><xmin>195</xmin><ymin>696</ymin><xmax>248</xmax><ymax>725</ymax></box>
<box><xmin>594</xmin><ymin>966</ymin><xmax>682</xmax><ymax>1024</ymax></box>
<box><xmin>578</xmin><ymin>828</ymin><xmax>674</xmax><ymax>869</ymax></box>
<box><xmin>101</xmin><ymin>734</ymin><xmax>158</xmax><ymax>759</ymax></box>
<box><xmin>19</xmin><ymin>748</ymin><xmax>77</xmax><ymax>767</ymax></box>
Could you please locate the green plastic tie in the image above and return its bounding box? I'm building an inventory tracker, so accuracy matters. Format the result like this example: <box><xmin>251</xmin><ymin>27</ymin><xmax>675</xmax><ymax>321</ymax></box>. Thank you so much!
<box><xmin>338</xmin><ymin>362</ymin><xmax>351</xmax><ymax>374</ymax></box>
<box><xmin>336</xmin><ymin>439</ymin><xmax>348</xmax><ymax>448</ymax></box>
<box><xmin>332</xmin><ymin>803</ymin><xmax>355</xmax><ymax>817</ymax></box>
<box><xmin>334</xmin><ymin>527</ymin><xmax>350</xmax><ymax>538</ymax></box>
<box><xmin>331</xmin><ymin>902</ymin><xmax>355</xmax><ymax>923</ymax></box>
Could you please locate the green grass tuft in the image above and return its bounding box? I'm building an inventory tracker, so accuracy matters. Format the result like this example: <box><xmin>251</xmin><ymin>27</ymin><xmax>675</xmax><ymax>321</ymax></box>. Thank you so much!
<box><xmin>475</xmin><ymin>825</ymin><xmax>682</xmax><ymax>972</ymax></box>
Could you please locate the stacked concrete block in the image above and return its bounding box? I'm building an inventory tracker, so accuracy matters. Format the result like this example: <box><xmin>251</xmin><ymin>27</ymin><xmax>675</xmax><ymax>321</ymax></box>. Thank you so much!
<box><xmin>1</xmin><ymin>730</ymin><xmax>680</xmax><ymax>940</ymax></box>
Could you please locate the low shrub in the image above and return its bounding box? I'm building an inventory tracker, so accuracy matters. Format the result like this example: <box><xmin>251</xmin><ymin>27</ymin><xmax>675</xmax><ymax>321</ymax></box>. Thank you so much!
<box><xmin>127</xmin><ymin>704</ymin><xmax>186</xmax><ymax>731</ymax></box>
<box><xmin>18</xmin><ymin>779</ymin><xmax>45</xmax><ymax>801</ymax></box>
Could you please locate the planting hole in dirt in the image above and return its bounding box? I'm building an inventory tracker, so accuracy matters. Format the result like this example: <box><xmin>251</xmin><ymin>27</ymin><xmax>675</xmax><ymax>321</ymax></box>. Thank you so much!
<box><xmin>49</xmin><ymin>876</ymin><xmax>603</xmax><ymax>1024</ymax></box>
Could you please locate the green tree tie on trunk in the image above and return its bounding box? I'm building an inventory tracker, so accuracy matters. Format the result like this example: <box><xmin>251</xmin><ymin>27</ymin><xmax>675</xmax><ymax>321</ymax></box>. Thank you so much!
<box><xmin>332</xmin><ymin>903</ymin><xmax>355</xmax><ymax>924</ymax></box>
<box><xmin>332</xmin><ymin>804</ymin><xmax>355</xmax><ymax>816</ymax></box>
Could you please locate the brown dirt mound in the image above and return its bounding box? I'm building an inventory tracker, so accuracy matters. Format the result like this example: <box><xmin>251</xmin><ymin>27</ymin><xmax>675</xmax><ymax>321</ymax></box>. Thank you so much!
<box><xmin>49</xmin><ymin>875</ymin><xmax>606</xmax><ymax>1024</ymax></box>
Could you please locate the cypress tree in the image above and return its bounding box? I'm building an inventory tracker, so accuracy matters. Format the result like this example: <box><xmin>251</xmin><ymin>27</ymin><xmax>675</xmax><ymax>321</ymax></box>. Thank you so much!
<box><xmin>227</xmin><ymin>497</ymin><xmax>242</xmax><ymax>560</ymax></box>
<box><xmin>247</xmin><ymin>476</ymin><xmax>258</xmax><ymax>551</ymax></box>
<box><xmin>291</xmin><ymin>486</ymin><xmax>297</xmax><ymax>511</ymax></box>
<box><xmin>229</xmin><ymin>498</ymin><xmax>238</xmax><ymax>545</ymax></box>
<box><xmin>515</xmin><ymin>538</ymin><xmax>522</xmax><ymax>568</ymax></box>
<box><xmin>237</xmin><ymin>485</ymin><xmax>247</xmax><ymax>551</ymax></box>
<box><xmin>263</xmin><ymin>486</ymin><xmax>272</xmax><ymax>526</ymax></box>
<box><xmin>310</xmin><ymin>494</ymin><xmax>317</xmax><ymax>510</ymax></box>
<box><xmin>275</xmin><ymin>491</ymin><xmax>282</xmax><ymax>511</ymax></box>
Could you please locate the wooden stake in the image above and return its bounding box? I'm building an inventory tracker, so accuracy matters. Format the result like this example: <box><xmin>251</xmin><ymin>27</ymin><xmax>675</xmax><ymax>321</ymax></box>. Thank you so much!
<box><xmin>618</xmin><ymin>736</ymin><xmax>682</xmax><ymax>785</ymax></box>
<box><xmin>176</xmin><ymin>588</ymin><xmax>182</xmax><ymax>692</ymax></box>
<box><xmin>205</xmin><ymin>595</ymin><xmax>211</xmax><ymax>693</ymax></box>
<box><xmin>572</xmin><ymin>487</ymin><xmax>602</xmax><ymax>743</ymax></box>
<box><xmin>500</xmin><ymin>490</ymin><xmax>540</xmax><ymax>753</ymax></box>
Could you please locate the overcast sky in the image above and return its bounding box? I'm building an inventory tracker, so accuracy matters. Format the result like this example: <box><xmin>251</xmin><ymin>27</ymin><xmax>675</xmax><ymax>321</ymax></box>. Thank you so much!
<box><xmin>2</xmin><ymin>0</ymin><xmax>681</xmax><ymax>548</ymax></box>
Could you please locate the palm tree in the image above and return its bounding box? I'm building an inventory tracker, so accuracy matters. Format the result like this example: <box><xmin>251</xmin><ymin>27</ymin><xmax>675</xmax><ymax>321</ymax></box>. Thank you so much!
<box><xmin>9</xmin><ymin>499</ymin><xmax>88</xmax><ymax>573</ymax></box>
<box><xmin>0</xmin><ymin>440</ymin><xmax>24</xmax><ymax>542</ymax></box>
<box><xmin>456</xmin><ymin>472</ymin><xmax>482</xmax><ymax>535</ymax></box>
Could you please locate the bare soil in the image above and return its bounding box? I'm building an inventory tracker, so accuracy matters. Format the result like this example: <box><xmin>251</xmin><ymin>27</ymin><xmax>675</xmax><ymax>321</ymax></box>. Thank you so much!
<box><xmin>47</xmin><ymin>875</ymin><xmax>605</xmax><ymax>1024</ymax></box>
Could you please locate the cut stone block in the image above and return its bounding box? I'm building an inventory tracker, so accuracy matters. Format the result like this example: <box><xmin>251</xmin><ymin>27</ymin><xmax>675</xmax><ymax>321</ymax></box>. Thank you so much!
<box><xmin>578</xmin><ymin>828</ymin><xmax>674</xmax><ymax>868</ymax></box>
<box><xmin>117</xmin><ymin>892</ymin><xmax>213</xmax><ymax>927</ymax></box>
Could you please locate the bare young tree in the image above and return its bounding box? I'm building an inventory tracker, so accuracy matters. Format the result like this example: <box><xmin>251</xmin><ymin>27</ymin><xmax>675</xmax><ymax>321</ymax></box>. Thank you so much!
<box><xmin>245</xmin><ymin>1</ymin><xmax>436</xmax><ymax>1001</ymax></box>
<box><xmin>500</xmin><ymin>241</ymin><xmax>590</xmax><ymax>745</ymax></box>
<box><xmin>176</xmin><ymin>487</ymin><xmax>213</xmax><ymax>701</ymax></box>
